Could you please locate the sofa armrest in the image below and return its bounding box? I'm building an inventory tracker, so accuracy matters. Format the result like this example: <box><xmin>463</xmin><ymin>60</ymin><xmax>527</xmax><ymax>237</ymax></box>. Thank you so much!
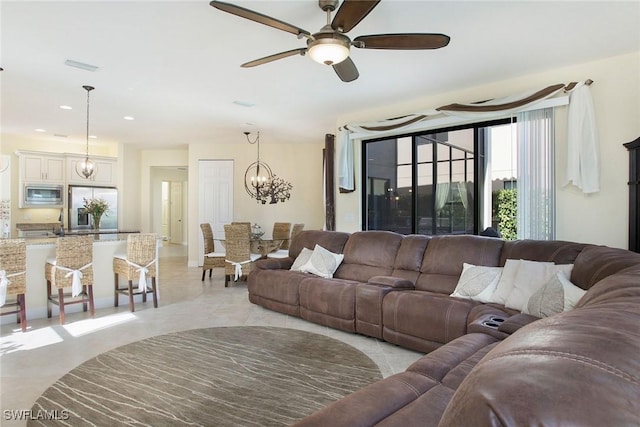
<box><xmin>368</xmin><ymin>275</ymin><xmax>415</xmax><ymax>289</ymax></box>
<box><xmin>497</xmin><ymin>313</ymin><xmax>540</xmax><ymax>334</ymax></box>
<box><xmin>254</xmin><ymin>257</ymin><xmax>293</xmax><ymax>271</ymax></box>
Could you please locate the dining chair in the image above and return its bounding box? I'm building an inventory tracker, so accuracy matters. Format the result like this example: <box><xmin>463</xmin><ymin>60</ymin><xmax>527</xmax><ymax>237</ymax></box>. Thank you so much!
<box><xmin>266</xmin><ymin>222</ymin><xmax>291</xmax><ymax>259</ymax></box>
<box><xmin>200</xmin><ymin>223</ymin><xmax>225</xmax><ymax>281</ymax></box>
<box><xmin>0</xmin><ymin>239</ymin><xmax>27</xmax><ymax>332</ymax></box>
<box><xmin>224</xmin><ymin>223</ymin><xmax>261</xmax><ymax>287</ymax></box>
<box><xmin>113</xmin><ymin>233</ymin><xmax>158</xmax><ymax>312</ymax></box>
<box><xmin>291</xmin><ymin>223</ymin><xmax>305</xmax><ymax>243</ymax></box>
<box><xmin>46</xmin><ymin>235</ymin><xmax>95</xmax><ymax>324</ymax></box>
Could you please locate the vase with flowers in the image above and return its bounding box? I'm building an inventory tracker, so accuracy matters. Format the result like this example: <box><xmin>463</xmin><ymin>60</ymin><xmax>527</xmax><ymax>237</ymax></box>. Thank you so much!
<box><xmin>82</xmin><ymin>197</ymin><xmax>110</xmax><ymax>231</ymax></box>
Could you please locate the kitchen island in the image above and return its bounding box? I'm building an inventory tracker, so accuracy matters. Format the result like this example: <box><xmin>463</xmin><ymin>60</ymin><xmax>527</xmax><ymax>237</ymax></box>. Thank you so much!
<box><xmin>1</xmin><ymin>232</ymin><xmax>158</xmax><ymax>325</ymax></box>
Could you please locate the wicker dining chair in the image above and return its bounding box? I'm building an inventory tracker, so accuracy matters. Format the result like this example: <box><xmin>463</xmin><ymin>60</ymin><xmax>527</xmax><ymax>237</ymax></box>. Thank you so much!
<box><xmin>0</xmin><ymin>239</ymin><xmax>27</xmax><ymax>332</ymax></box>
<box><xmin>113</xmin><ymin>233</ymin><xmax>158</xmax><ymax>312</ymax></box>
<box><xmin>267</xmin><ymin>223</ymin><xmax>305</xmax><ymax>259</ymax></box>
<box><xmin>291</xmin><ymin>223</ymin><xmax>305</xmax><ymax>243</ymax></box>
<box><xmin>200</xmin><ymin>223</ymin><xmax>225</xmax><ymax>281</ymax></box>
<box><xmin>266</xmin><ymin>222</ymin><xmax>291</xmax><ymax>259</ymax></box>
<box><xmin>46</xmin><ymin>235</ymin><xmax>95</xmax><ymax>324</ymax></box>
<box><xmin>224</xmin><ymin>223</ymin><xmax>261</xmax><ymax>287</ymax></box>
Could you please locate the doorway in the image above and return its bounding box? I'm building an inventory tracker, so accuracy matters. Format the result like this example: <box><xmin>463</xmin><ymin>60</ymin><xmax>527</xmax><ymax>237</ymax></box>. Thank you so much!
<box><xmin>161</xmin><ymin>180</ymin><xmax>185</xmax><ymax>244</ymax></box>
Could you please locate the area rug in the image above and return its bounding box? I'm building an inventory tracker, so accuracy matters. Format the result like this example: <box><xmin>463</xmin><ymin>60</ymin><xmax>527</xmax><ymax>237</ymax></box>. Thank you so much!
<box><xmin>29</xmin><ymin>326</ymin><xmax>381</xmax><ymax>426</ymax></box>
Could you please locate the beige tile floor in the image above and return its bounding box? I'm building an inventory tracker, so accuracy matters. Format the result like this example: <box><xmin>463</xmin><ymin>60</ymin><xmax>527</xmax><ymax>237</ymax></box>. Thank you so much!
<box><xmin>0</xmin><ymin>243</ymin><xmax>423</xmax><ymax>426</ymax></box>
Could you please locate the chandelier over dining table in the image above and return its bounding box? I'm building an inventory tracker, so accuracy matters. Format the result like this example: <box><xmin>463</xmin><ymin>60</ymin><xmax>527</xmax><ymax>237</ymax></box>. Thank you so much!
<box><xmin>244</xmin><ymin>132</ymin><xmax>293</xmax><ymax>204</ymax></box>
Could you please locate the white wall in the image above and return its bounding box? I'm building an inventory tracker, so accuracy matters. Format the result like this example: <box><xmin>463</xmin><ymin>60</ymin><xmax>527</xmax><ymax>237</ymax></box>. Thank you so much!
<box><xmin>187</xmin><ymin>140</ymin><xmax>326</xmax><ymax>266</ymax></box>
<box><xmin>335</xmin><ymin>52</ymin><xmax>640</xmax><ymax>250</ymax></box>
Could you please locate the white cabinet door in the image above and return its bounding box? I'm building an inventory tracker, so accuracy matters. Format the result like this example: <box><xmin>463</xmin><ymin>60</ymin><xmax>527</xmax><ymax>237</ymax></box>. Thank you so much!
<box><xmin>21</xmin><ymin>154</ymin><xmax>64</xmax><ymax>183</ymax></box>
<box><xmin>67</xmin><ymin>156</ymin><xmax>116</xmax><ymax>186</ymax></box>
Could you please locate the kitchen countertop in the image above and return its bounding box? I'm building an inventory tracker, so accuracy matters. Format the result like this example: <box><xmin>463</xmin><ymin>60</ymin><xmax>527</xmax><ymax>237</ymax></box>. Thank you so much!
<box><xmin>15</xmin><ymin>231</ymin><xmax>140</xmax><ymax>244</ymax></box>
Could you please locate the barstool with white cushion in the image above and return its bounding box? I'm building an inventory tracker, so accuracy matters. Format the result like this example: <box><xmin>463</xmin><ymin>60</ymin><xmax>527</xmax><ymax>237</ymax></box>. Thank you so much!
<box><xmin>46</xmin><ymin>235</ymin><xmax>95</xmax><ymax>324</ymax></box>
<box><xmin>0</xmin><ymin>239</ymin><xmax>27</xmax><ymax>331</ymax></box>
<box><xmin>113</xmin><ymin>233</ymin><xmax>158</xmax><ymax>312</ymax></box>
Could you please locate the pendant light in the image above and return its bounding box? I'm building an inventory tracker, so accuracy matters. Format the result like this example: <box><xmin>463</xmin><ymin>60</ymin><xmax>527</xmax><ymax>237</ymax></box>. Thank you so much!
<box><xmin>243</xmin><ymin>132</ymin><xmax>292</xmax><ymax>204</ymax></box>
<box><xmin>76</xmin><ymin>85</ymin><xmax>96</xmax><ymax>179</ymax></box>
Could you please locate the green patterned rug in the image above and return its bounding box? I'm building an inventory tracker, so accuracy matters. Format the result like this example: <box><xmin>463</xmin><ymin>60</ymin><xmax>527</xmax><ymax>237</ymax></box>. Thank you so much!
<box><xmin>29</xmin><ymin>326</ymin><xmax>381</xmax><ymax>426</ymax></box>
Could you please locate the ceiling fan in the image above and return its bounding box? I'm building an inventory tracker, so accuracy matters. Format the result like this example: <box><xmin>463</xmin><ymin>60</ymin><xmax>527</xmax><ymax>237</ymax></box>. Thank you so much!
<box><xmin>210</xmin><ymin>0</ymin><xmax>450</xmax><ymax>82</ymax></box>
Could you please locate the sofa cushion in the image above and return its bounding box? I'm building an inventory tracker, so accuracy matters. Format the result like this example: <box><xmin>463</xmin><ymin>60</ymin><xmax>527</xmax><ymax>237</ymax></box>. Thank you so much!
<box><xmin>334</xmin><ymin>231</ymin><xmax>403</xmax><ymax>282</ymax></box>
<box><xmin>288</xmin><ymin>230</ymin><xmax>350</xmax><ymax>260</ymax></box>
<box><xmin>391</xmin><ymin>234</ymin><xmax>431</xmax><ymax>283</ymax></box>
<box><xmin>571</xmin><ymin>245</ymin><xmax>640</xmax><ymax>290</ymax></box>
<box><xmin>439</xmin><ymin>301</ymin><xmax>640</xmax><ymax>427</ymax></box>
<box><xmin>416</xmin><ymin>235</ymin><xmax>504</xmax><ymax>294</ymax></box>
<box><xmin>383</xmin><ymin>291</ymin><xmax>478</xmax><ymax>352</ymax></box>
<box><xmin>299</xmin><ymin>277</ymin><xmax>361</xmax><ymax>332</ymax></box>
<box><xmin>499</xmin><ymin>239</ymin><xmax>585</xmax><ymax>266</ymax></box>
<box><xmin>293</xmin><ymin>333</ymin><xmax>500</xmax><ymax>427</ymax></box>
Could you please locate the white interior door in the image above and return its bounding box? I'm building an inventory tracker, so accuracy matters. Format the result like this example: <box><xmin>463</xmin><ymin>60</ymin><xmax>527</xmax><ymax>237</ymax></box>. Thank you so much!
<box><xmin>170</xmin><ymin>181</ymin><xmax>183</xmax><ymax>244</ymax></box>
<box><xmin>198</xmin><ymin>160</ymin><xmax>234</xmax><ymax>265</ymax></box>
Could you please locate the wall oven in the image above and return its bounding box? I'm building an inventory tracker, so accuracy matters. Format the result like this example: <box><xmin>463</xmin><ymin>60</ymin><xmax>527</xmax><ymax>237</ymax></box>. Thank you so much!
<box><xmin>22</xmin><ymin>183</ymin><xmax>64</xmax><ymax>208</ymax></box>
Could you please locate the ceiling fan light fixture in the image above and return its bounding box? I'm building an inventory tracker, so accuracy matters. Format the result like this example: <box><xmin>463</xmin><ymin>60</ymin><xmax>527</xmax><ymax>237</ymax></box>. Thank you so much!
<box><xmin>308</xmin><ymin>36</ymin><xmax>350</xmax><ymax>66</ymax></box>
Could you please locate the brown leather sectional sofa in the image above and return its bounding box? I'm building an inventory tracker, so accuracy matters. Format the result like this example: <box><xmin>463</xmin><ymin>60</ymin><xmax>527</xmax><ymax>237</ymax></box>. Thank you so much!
<box><xmin>247</xmin><ymin>230</ymin><xmax>640</xmax><ymax>426</ymax></box>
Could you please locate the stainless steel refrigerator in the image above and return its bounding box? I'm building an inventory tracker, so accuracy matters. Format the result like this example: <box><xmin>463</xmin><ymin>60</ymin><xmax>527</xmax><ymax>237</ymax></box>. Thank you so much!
<box><xmin>68</xmin><ymin>185</ymin><xmax>118</xmax><ymax>231</ymax></box>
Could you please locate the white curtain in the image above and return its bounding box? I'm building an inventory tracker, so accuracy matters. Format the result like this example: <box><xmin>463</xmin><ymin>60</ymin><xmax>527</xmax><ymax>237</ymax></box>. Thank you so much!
<box><xmin>517</xmin><ymin>108</ymin><xmax>555</xmax><ymax>240</ymax></box>
<box><xmin>435</xmin><ymin>182</ymin><xmax>450</xmax><ymax>212</ymax></box>
<box><xmin>337</xmin><ymin>128</ymin><xmax>355</xmax><ymax>191</ymax></box>
<box><xmin>565</xmin><ymin>82</ymin><xmax>599</xmax><ymax>193</ymax></box>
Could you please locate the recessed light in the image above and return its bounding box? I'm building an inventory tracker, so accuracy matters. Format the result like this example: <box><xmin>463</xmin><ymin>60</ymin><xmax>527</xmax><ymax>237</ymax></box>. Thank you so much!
<box><xmin>123</xmin><ymin>116</ymin><xmax>135</xmax><ymax>121</ymax></box>
<box><xmin>89</xmin><ymin>135</ymin><xmax>97</xmax><ymax>139</ymax></box>
<box><xmin>34</xmin><ymin>128</ymin><xmax>46</xmax><ymax>132</ymax></box>
<box><xmin>60</xmin><ymin>105</ymin><xmax>72</xmax><ymax>110</ymax></box>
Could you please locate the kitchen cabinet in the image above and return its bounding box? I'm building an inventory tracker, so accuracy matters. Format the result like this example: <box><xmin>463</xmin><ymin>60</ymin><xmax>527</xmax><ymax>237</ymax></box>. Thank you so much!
<box><xmin>67</xmin><ymin>156</ymin><xmax>117</xmax><ymax>186</ymax></box>
<box><xmin>19</xmin><ymin>153</ymin><xmax>65</xmax><ymax>184</ymax></box>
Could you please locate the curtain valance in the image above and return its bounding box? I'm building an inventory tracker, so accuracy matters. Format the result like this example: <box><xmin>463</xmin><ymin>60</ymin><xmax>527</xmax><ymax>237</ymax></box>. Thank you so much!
<box><xmin>338</xmin><ymin>80</ymin><xmax>597</xmax><ymax>194</ymax></box>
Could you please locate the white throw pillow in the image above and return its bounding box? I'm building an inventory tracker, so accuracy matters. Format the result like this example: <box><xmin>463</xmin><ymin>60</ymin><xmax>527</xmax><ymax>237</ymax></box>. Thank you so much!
<box><xmin>505</xmin><ymin>261</ymin><xmax>573</xmax><ymax>311</ymax></box>
<box><xmin>525</xmin><ymin>271</ymin><xmax>586</xmax><ymax>317</ymax></box>
<box><xmin>298</xmin><ymin>244</ymin><xmax>344</xmax><ymax>278</ymax></box>
<box><xmin>290</xmin><ymin>247</ymin><xmax>314</xmax><ymax>272</ymax></box>
<box><xmin>489</xmin><ymin>259</ymin><xmax>574</xmax><ymax>311</ymax></box>
<box><xmin>489</xmin><ymin>259</ymin><xmax>532</xmax><ymax>305</ymax></box>
<box><xmin>450</xmin><ymin>263</ymin><xmax>503</xmax><ymax>303</ymax></box>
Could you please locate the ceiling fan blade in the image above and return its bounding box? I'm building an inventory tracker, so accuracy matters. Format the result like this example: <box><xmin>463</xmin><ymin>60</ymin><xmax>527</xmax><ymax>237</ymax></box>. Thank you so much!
<box><xmin>210</xmin><ymin>1</ymin><xmax>310</xmax><ymax>37</ymax></box>
<box><xmin>354</xmin><ymin>33</ymin><xmax>450</xmax><ymax>50</ymax></box>
<box><xmin>241</xmin><ymin>48</ymin><xmax>307</xmax><ymax>68</ymax></box>
<box><xmin>331</xmin><ymin>0</ymin><xmax>380</xmax><ymax>33</ymax></box>
<box><xmin>333</xmin><ymin>57</ymin><xmax>359</xmax><ymax>82</ymax></box>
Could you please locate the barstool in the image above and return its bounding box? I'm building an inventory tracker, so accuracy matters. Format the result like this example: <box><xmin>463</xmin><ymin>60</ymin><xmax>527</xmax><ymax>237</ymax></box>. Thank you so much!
<box><xmin>46</xmin><ymin>235</ymin><xmax>95</xmax><ymax>324</ymax></box>
<box><xmin>113</xmin><ymin>233</ymin><xmax>158</xmax><ymax>312</ymax></box>
<box><xmin>0</xmin><ymin>239</ymin><xmax>27</xmax><ymax>332</ymax></box>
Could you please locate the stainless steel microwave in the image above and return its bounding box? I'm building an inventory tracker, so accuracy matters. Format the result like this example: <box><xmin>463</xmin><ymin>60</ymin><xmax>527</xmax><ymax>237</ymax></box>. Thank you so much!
<box><xmin>22</xmin><ymin>183</ymin><xmax>64</xmax><ymax>208</ymax></box>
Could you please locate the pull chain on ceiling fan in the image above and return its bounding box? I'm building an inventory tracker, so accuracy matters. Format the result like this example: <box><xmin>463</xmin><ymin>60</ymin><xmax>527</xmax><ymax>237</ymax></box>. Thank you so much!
<box><xmin>210</xmin><ymin>0</ymin><xmax>450</xmax><ymax>82</ymax></box>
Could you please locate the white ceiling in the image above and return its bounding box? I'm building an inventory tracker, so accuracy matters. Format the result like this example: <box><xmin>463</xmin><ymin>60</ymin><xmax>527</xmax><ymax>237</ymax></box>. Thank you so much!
<box><xmin>1</xmin><ymin>1</ymin><xmax>639</xmax><ymax>150</ymax></box>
